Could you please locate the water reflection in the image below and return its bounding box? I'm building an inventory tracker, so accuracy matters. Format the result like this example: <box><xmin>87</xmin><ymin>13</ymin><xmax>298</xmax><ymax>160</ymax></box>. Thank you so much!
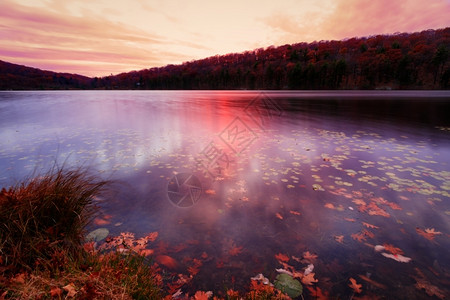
<box><xmin>0</xmin><ymin>91</ymin><xmax>449</xmax><ymax>299</ymax></box>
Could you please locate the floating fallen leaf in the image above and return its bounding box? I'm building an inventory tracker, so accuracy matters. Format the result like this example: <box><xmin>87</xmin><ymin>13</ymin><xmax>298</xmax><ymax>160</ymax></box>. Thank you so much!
<box><xmin>275</xmin><ymin>253</ymin><xmax>290</xmax><ymax>263</ymax></box>
<box><xmin>383</xmin><ymin>244</ymin><xmax>404</xmax><ymax>256</ymax></box>
<box><xmin>156</xmin><ymin>255</ymin><xmax>178</xmax><ymax>269</ymax></box>
<box><xmin>301</xmin><ymin>272</ymin><xmax>318</xmax><ymax>285</ymax></box>
<box><xmin>194</xmin><ymin>291</ymin><xmax>213</xmax><ymax>300</ymax></box>
<box><xmin>274</xmin><ymin>274</ymin><xmax>303</xmax><ymax>298</ymax></box>
<box><xmin>146</xmin><ymin>231</ymin><xmax>159</xmax><ymax>242</ymax></box>
<box><xmin>304</xmin><ymin>264</ymin><xmax>314</xmax><ymax>275</ymax></box>
<box><xmin>251</xmin><ymin>273</ymin><xmax>271</xmax><ymax>285</ymax></box>
<box><xmin>204</xmin><ymin>189</ymin><xmax>216</xmax><ymax>195</ymax></box>
<box><xmin>302</xmin><ymin>251</ymin><xmax>318</xmax><ymax>262</ymax></box>
<box><xmin>348</xmin><ymin>277</ymin><xmax>362</xmax><ymax>293</ymax></box>
<box><xmin>306</xmin><ymin>286</ymin><xmax>329</xmax><ymax>300</ymax></box>
<box><xmin>324</xmin><ymin>203</ymin><xmax>335</xmax><ymax>209</ymax></box>
<box><xmin>275</xmin><ymin>213</ymin><xmax>284</xmax><ymax>220</ymax></box>
<box><xmin>362</xmin><ymin>222</ymin><xmax>379</xmax><ymax>229</ymax></box>
<box><xmin>358</xmin><ymin>274</ymin><xmax>386</xmax><ymax>289</ymax></box>
<box><xmin>228</xmin><ymin>245</ymin><xmax>243</xmax><ymax>256</ymax></box>
<box><xmin>335</xmin><ymin>235</ymin><xmax>344</xmax><ymax>244</ymax></box>
<box><xmin>290</xmin><ymin>210</ymin><xmax>301</xmax><ymax>216</ymax></box>
<box><xmin>414</xmin><ymin>278</ymin><xmax>445</xmax><ymax>299</ymax></box>
<box><xmin>416</xmin><ymin>227</ymin><xmax>441</xmax><ymax>241</ymax></box>
<box><xmin>381</xmin><ymin>253</ymin><xmax>411</xmax><ymax>263</ymax></box>
<box><xmin>276</xmin><ymin>268</ymin><xmax>293</xmax><ymax>276</ymax></box>
<box><xmin>138</xmin><ymin>249</ymin><xmax>154</xmax><ymax>256</ymax></box>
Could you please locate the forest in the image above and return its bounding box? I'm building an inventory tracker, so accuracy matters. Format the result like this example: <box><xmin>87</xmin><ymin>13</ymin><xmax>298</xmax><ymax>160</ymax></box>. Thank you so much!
<box><xmin>1</xmin><ymin>27</ymin><xmax>449</xmax><ymax>90</ymax></box>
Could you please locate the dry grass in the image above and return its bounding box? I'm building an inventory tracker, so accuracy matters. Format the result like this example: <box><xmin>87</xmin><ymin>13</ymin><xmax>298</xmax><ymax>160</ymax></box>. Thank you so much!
<box><xmin>0</xmin><ymin>166</ymin><xmax>162</xmax><ymax>299</ymax></box>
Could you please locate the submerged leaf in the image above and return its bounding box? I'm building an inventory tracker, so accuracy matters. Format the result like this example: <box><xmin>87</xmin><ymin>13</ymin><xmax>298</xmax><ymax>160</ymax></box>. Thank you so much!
<box><xmin>274</xmin><ymin>273</ymin><xmax>303</xmax><ymax>298</ymax></box>
<box><xmin>86</xmin><ymin>228</ymin><xmax>109</xmax><ymax>242</ymax></box>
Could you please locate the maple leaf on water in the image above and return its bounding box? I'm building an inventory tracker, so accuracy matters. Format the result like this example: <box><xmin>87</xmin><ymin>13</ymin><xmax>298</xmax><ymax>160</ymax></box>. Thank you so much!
<box><xmin>382</xmin><ymin>243</ymin><xmax>404</xmax><ymax>256</ymax></box>
<box><xmin>416</xmin><ymin>227</ymin><xmax>442</xmax><ymax>241</ymax></box>
<box><xmin>306</xmin><ymin>286</ymin><xmax>330</xmax><ymax>300</ymax></box>
<box><xmin>362</xmin><ymin>222</ymin><xmax>379</xmax><ymax>229</ymax></box>
<box><xmin>335</xmin><ymin>235</ymin><xmax>344</xmax><ymax>244</ymax></box>
<box><xmin>146</xmin><ymin>231</ymin><xmax>159</xmax><ymax>242</ymax></box>
<box><xmin>301</xmin><ymin>272</ymin><xmax>318</xmax><ymax>285</ymax></box>
<box><xmin>275</xmin><ymin>253</ymin><xmax>290</xmax><ymax>263</ymax></box>
<box><xmin>351</xmin><ymin>232</ymin><xmax>367</xmax><ymax>242</ymax></box>
<box><xmin>348</xmin><ymin>277</ymin><xmax>362</xmax><ymax>293</ymax></box>
<box><xmin>194</xmin><ymin>290</ymin><xmax>213</xmax><ymax>300</ymax></box>
<box><xmin>414</xmin><ymin>278</ymin><xmax>446</xmax><ymax>299</ymax></box>
<box><xmin>228</xmin><ymin>245</ymin><xmax>243</xmax><ymax>256</ymax></box>
<box><xmin>155</xmin><ymin>255</ymin><xmax>178</xmax><ymax>269</ymax></box>
<box><xmin>302</xmin><ymin>251</ymin><xmax>318</xmax><ymax>262</ymax></box>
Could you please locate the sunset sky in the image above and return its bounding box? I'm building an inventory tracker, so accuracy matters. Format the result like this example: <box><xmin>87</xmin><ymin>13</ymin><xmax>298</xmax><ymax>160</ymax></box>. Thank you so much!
<box><xmin>1</xmin><ymin>0</ymin><xmax>449</xmax><ymax>77</ymax></box>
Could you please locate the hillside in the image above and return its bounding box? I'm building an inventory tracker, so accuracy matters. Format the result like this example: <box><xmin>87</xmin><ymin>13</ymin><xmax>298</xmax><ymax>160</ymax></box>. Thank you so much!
<box><xmin>0</xmin><ymin>61</ymin><xmax>91</xmax><ymax>90</ymax></box>
<box><xmin>1</xmin><ymin>27</ymin><xmax>449</xmax><ymax>90</ymax></box>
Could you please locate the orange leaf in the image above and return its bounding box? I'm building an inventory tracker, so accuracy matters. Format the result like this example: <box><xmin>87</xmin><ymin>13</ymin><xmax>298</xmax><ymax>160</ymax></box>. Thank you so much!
<box><xmin>93</xmin><ymin>217</ymin><xmax>110</xmax><ymax>225</ymax></box>
<box><xmin>351</xmin><ymin>232</ymin><xmax>366</xmax><ymax>242</ymax></box>
<box><xmin>344</xmin><ymin>218</ymin><xmax>356</xmax><ymax>222</ymax></box>
<box><xmin>358</xmin><ymin>274</ymin><xmax>386</xmax><ymax>289</ymax></box>
<box><xmin>416</xmin><ymin>227</ymin><xmax>441</xmax><ymax>241</ymax></box>
<box><xmin>335</xmin><ymin>235</ymin><xmax>344</xmax><ymax>244</ymax></box>
<box><xmin>306</xmin><ymin>286</ymin><xmax>330</xmax><ymax>300</ymax></box>
<box><xmin>302</xmin><ymin>272</ymin><xmax>318</xmax><ymax>285</ymax></box>
<box><xmin>204</xmin><ymin>189</ymin><xmax>216</xmax><ymax>195</ymax></box>
<box><xmin>63</xmin><ymin>283</ymin><xmax>77</xmax><ymax>298</ymax></box>
<box><xmin>303</xmin><ymin>251</ymin><xmax>318</xmax><ymax>262</ymax></box>
<box><xmin>290</xmin><ymin>210</ymin><xmax>301</xmax><ymax>216</ymax></box>
<box><xmin>348</xmin><ymin>277</ymin><xmax>362</xmax><ymax>293</ymax></box>
<box><xmin>324</xmin><ymin>203</ymin><xmax>335</xmax><ymax>209</ymax></box>
<box><xmin>156</xmin><ymin>255</ymin><xmax>178</xmax><ymax>269</ymax></box>
<box><xmin>362</xmin><ymin>222</ymin><xmax>379</xmax><ymax>229</ymax></box>
<box><xmin>275</xmin><ymin>213</ymin><xmax>283</xmax><ymax>220</ymax></box>
<box><xmin>275</xmin><ymin>253</ymin><xmax>290</xmax><ymax>263</ymax></box>
<box><xmin>146</xmin><ymin>231</ymin><xmax>159</xmax><ymax>242</ymax></box>
<box><xmin>139</xmin><ymin>249</ymin><xmax>154</xmax><ymax>256</ymax></box>
<box><xmin>228</xmin><ymin>245</ymin><xmax>243</xmax><ymax>256</ymax></box>
<box><xmin>11</xmin><ymin>273</ymin><xmax>26</xmax><ymax>284</ymax></box>
<box><xmin>194</xmin><ymin>291</ymin><xmax>212</xmax><ymax>300</ymax></box>
<box><xmin>383</xmin><ymin>243</ymin><xmax>404</xmax><ymax>256</ymax></box>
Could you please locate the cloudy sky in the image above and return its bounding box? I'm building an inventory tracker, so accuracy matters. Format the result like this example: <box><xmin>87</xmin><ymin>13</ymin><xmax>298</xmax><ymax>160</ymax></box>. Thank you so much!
<box><xmin>1</xmin><ymin>0</ymin><xmax>449</xmax><ymax>77</ymax></box>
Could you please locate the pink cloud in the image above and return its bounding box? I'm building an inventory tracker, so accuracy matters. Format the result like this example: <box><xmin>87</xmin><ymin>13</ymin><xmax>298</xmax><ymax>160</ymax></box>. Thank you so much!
<box><xmin>319</xmin><ymin>0</ymin><xmax>450</xmax><ymax>39</ymax></box>
<box><xmin>0</xmin><ymin>0</ymin><xmax>195</xmax><ymax>76</ymax></box>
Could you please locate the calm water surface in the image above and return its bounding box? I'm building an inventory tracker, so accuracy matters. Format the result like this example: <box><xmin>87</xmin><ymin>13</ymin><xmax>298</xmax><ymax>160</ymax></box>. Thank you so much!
<box><xmin>1</xmin><ymin>91</ymin><xmax>449</xmax><ymax>299</ymax></box>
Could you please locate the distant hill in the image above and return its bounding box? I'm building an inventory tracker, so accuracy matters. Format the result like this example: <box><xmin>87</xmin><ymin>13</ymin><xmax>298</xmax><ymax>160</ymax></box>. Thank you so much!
<box><xmin>1</xmin><ymin>27</ymin><xmax>449</xmax><ymax>90</ymax></box>
<box><xmin>0</xmin><ymin>60</ymin><xmax>91</xmax><ymax>90</ymax></box>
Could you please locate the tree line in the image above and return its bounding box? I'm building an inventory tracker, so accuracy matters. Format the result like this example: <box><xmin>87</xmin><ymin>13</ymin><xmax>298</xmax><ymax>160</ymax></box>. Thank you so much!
<box><xmin>1</xmin><ymin>27</ymin><xmax>449</xmax><ymax>90</ymax></box>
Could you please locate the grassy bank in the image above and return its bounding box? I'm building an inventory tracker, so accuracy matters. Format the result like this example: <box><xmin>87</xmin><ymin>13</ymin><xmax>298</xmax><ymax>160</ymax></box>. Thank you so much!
<box><xmin>0</xmin><ymin>166</ymin><xmax>162</xmax><ymax>299</ymax></box>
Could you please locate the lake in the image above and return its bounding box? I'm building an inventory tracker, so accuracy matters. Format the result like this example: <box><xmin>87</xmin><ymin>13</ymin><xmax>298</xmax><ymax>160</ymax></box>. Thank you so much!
<box><xmin>1</xmin><ymin>91</ymin><xmax>449</xmax><ymax>299</ymax></box>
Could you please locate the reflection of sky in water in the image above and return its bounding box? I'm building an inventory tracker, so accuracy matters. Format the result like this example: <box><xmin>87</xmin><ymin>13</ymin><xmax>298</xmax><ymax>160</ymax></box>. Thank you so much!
<box><xmin>1</xmin><ymin>91</ymin><xmax>449</xmax><ymax>298</ymax></box>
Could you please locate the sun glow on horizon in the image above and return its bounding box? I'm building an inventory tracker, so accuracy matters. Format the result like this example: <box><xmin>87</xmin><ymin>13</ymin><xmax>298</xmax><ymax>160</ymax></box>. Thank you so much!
<box><xmin>1</xmin><ymin>0</ymin><xmax>449</xmax><ymax>77</ymax></box>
